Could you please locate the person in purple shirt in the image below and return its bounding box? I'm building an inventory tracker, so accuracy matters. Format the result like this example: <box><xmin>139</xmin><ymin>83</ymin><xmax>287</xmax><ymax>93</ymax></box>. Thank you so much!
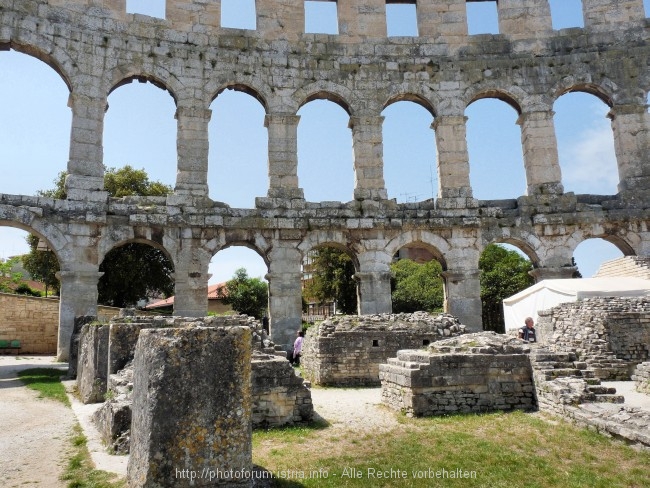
<box><xmin>291</xmin><ymin>330</ymin><xmax>305</xmax><ymax>366</ymax></box>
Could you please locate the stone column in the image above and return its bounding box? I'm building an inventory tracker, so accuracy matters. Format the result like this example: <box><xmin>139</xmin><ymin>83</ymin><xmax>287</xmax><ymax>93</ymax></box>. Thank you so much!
<box><xmin>529</xmin><ymin>267</ymin><xmax>577</xmax><ymax>282</ymax></box>
<box><xmin>350</xmin><ymin>116</ymin><xmax>388</xmax><ymax>201</ymax></box>
<box><xmin>356</xmin><ymin>251</ymin><xmax>392</xmax><ymax>315</ymax></box>
<box><xmin>441</xmin><ymin>269</ymin><xmax>482</xmax><ymax>332</ymax></box>
<box><xmin>583</xmin><ymin>0</ymin><xmax>645</xmax><ymax>31</ymax></box>
<box><xmin>267</xmin><ymin>247</ymin><xmax>302</xmax><ymax>349</ymax></box>
<box><xmin>57</xmin><ymin>269</ymin><xmax>103</xmax><ymax>361</ymax></box>
<box><xmin>258</xmin><ymin>0</ymin><xmax>304</xmax><ymax>41</ymax></box>
<box><xmin>173</xmin><ymin>272</ymin><xmax>208</xmax><ymax>317</ymax></box>
<box><xmin>434</xmin><ymin>115</ymin><xmax>472</xmax><ymax>198</ymax></box>
<box><xmin>338</xmin><ymin>0</ymin><xmax>386</xmax><ymax>40</ymax></box>
<box><xmin>265</xmin><ymin>114</ymin><xmax>304</xmax><ymax>199</ymax></box>
<box><xmin>417</xmin><ymin>0</ymin><xmax>468</xmax><ymax>47</ymax></box>
<box><xmin>175</xmin><ymin>105</ymin><xmax>210</xmax><ymax>196</ymax></box>
<box><xmin>609</xmin><ymin>104</ymin><xmax>650</xmax><ymax>193</ymax></box>
<box><xmin>166</xmin><ymin>0</ymin><xmax>220</xmax><ymax>29</ymax></box>
<box><xmin>497</xmin><ymin>0</ymin><xmax>552</xmax><ymax>39</ymax></box>
<box><xmin>518</xmin><ymin>110</ymin><xmax>563</xmax><ymax>195</ymax></box>
<box><xmin>127</xmin><ymin>326</ymin><xmax>252</xmax><ymax>488</ymax></box>
<box><xmin>65</xmin><ymin>92</ymin><xmax>108</xmax><ymax>201</ymax></box>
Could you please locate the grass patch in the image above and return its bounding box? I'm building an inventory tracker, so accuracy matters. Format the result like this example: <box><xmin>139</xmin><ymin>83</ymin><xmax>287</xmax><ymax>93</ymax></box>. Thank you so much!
<box><xmin>253</xmin><ymin>410</ymin><xmax>650</xmax><ymax>487</ymax></box>
<box><xmin>62</xmin><ymin>424</ymin><xmax>125</xmax><ymax>488</ymax></box>
<box><xmin>17</xmin><ymin>367</ymin><xmax>70</xmax><ymax>406</ymax></box>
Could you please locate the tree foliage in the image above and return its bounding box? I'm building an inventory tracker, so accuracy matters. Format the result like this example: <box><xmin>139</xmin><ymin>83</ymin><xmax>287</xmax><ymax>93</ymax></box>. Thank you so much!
<box><xmin>219</xmin><ymin>268</ymin><xmax>268</xmax><ymax>319</ymax></box>
<box><xmin>24</xmin><ymin>166</ymin><xmax>174</xmax><ymax>306</ymax></box>
<box><xmin>21</xmin><ymin>234</ymin><xmax>60</xmax><ymax>295</ymax></box>
<box><xmin>479</xmin><ymin>244</ymin><xmax>534</xmax><ymax>333</ymax></box>
<box><xmin>0</xmin><ymin>257</ymin><xmax>24</xmax><ymax>293</ymax></box>
<box><xmin>303</xmin><ymin>247</ymin><xmax>358</xmax><ymax>315</ymax></box>
<box><xmin>391</xmin><ymin>259</ymin><xmax>444</xmax><ymax>313</ymax></box>
<box><xmin>98</xmin><ymin>243</ymin><xmax>174</xmax><ymax>307</ymax></box>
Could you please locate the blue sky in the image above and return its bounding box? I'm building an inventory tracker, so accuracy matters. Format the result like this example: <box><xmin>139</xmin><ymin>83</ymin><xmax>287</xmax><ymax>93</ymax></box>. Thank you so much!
<box><xmin>1</xmin><ymin>2</ymin><xmax>647</xmax><ymax>286</ymax></box>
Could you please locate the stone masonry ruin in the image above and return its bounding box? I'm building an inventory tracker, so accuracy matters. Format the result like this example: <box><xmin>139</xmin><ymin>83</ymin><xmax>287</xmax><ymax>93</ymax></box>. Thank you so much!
<box><xmin>77</xmin><ymin>312</ymin><xmax>312</xmax><ymax>454</ymax></box>
<box><xmin>0</xmin><ymin>1</ymin><xmax>648</xmax><ymax>361</ymax></box>
<box><xmin>536</xmin><ymin>297</ymin><xmax>650</xmax><ymax>380</ymax></box>
<box><xmin>302</xmin><ymin>311</ymin><xmax>466</xmax><ymax>386</ymax></box>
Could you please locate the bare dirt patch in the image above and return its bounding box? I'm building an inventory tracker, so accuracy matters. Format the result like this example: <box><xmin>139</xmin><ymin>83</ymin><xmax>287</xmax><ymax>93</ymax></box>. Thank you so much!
<box><xmin>0</xmin><ymin>356</ymin><xmax>75</xmax><ymax>488</ymax></box>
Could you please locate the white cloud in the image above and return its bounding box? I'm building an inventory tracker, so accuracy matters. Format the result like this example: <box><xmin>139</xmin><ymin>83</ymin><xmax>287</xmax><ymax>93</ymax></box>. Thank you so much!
<box><xmin>561</xmin><ymin>123</ymin><xmax>619</xmax><ymax>194</ymax></box>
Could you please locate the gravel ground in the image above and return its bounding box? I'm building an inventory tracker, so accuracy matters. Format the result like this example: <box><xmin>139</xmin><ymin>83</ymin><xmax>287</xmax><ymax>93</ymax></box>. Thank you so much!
<box><xmin>310</xmin><ymin>386</ymin><xmax>400</xmax><ymax>432</ymax></box>
<box><xmin>0</xmin><ymin>355</ymin><xmax>74</xmax><ymax>488</ymax></box>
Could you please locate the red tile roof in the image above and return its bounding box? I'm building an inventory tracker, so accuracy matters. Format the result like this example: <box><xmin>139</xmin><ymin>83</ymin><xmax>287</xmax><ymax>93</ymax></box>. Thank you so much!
<box><xmin>145</xmin><ymin>282</ymin><xmax>228</xmax><ymax>309</ymax></box>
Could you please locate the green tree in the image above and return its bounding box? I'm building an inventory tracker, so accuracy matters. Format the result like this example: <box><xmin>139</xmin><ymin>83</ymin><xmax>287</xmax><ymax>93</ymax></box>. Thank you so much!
<box><xmin>21</xmin><ymin>234</ymin><xmax>60</xmax><ymax>296</ymax></box>
<box><xmin>303</xmin><ymin>247</ymin><xmax>358</xmax><ymax>315</ymax></box>
<box><xmin>219</xmin><ymin>268</ymin><xmax>268</xmax><ymax>319</ymax></box>
<box><xmin>0</xmin><ymin>257</ymin><xmax>23</xmax><ymax>293</ymax></box>
<box><xmin>24</xmin><ymin>166</ymin><xmax>174</xmax><ymax>307</ymax></box>
<box><xmin>391</xmin><ymin>259</ymin><xmax>444</xmax><ymax>313</ymax></box>
<box><xmin>479</xmin><ymin>244</ymin><xmax>534</xmax><ymax>333</ymax></box>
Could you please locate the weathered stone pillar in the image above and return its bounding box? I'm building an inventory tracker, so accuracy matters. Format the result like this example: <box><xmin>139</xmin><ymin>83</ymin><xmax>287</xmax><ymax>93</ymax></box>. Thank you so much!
<box><xmin>65</xmin><ymin>92</ymin><xmax>107</xmax><ymax>201</ymax></box>
<box><xmin>609</xmin><ymin>104</ymin><xmax>650</xmax><ymax>193</ymax></box>
<box><xmin>57</xmin><ymin>269</ymin><xmax>102</xmax><ymax>361</ymax></box>
<box><xmin>529</xmin><ymin>267</ymin><xmax>577</xmax><ymax>282</ymax></box>
<box><xmin>417</xmin><ymin>0</ymin><xmax>468</xmax><ymax>47</ymax></box>
<box><xmin>127</xmin><ymin>326</ymin><xmax>252</xmax><ymax>488</ymax></box>
<box><xmin>338</xmin><ymin>0</ymin><xmax>386</xmax><ymax>40</ymax></box>
<box><xmin>583</xmin><ymin>0</ymin><xmax>645</xmax><ymax>31</ymax></box>
<box><xmin>441</xmin><ymin>270</ymin><xmax>482</xmax><ymax>332</ymax></box>
<box><xmin>173</xmin><ymin>273</ymin><xmax>208</xmax><ymax>317</ymax></box>
<box><xmin>518</xmin><ymin>110</ymin><xmax>564</xmax><ymax>195</ymax></box>
<box><xmin>356</xmin><ymin>251</ymin><xmax>392</xmax><ymax>315</ymax></box>
<box><xmin>166</xmin><ymin>0</ymin><xmax>220</xmax><ymax>29</ymax></box>
<box><xmin>267</xmin><ymin>247</ymin><xmax>302</xmax><ymax>348</ymax></box>
<box><xmin>175</xmin><ymin>105</ymin><xmax>210</xmax><ymax>196</ymax></box>
<box><xmin>497</xmin><ymin>0</ymin><xmax>552</xmax><ymax>39</ymax></box>
<box><xmin>265</xmin><ymin>114</ymin><xmax>304</xmax><ymax>199</ymax></box>
<box><xmin>434</xmin><ymin>115</ymin><xmax>472</xmax><ymax>198</ymax></box>
<box><xmin>258</xmin><ymin>0</ymin><xmax>304</xmax><ymax>41</ymax></box>
<box><xmin>350</xmin><ymin>116</ymin><xmax>388</xmax><ymax>201</ymax></box>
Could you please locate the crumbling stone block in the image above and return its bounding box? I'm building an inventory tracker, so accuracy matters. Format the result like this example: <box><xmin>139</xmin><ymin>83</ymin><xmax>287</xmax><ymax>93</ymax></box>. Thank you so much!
<box><xmin>76</xmin><ymin>322</ymin><xmax>109</xmax><ymax>404</ymax></box>
<box><xmin>127</xmin><ymin>326</ymin><xmax>252</xmax><ymax>488</ymax></box>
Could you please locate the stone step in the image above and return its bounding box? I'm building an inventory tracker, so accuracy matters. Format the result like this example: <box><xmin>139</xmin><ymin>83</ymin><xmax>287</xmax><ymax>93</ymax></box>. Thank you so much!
<box><xmin>591</xmin><ymin>394</ymin><xmax>625</xmax><ymax>404</ymax></box>
<box><xmin>586</xmin><ymin>385</ymin><xmax>617</xmax><ymax>395</ymax></box>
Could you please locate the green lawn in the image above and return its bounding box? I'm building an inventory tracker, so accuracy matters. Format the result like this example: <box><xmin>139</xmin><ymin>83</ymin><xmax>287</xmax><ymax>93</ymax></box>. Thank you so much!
<box><xmin>253</xmin><ymin>410</ymin><xmax>650</xmax><ymax>487</ymax></box>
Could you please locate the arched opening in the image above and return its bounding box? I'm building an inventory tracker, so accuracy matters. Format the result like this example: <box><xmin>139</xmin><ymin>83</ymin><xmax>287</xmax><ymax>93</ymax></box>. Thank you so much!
<box><xmin>382</xmin><ymin>100</ymin><xmax>437</xmax><ymax>202</ymax></box>
<box><xmin>0</xmin><ymin>225</ymin><xmax>61</xmax><ymax>354</ymax></box>
<box><xmin>208</xmin><ymin>246</ymin><xmax>269</xmax><ymax>319</ymax></box>
<box><xmin>0</xmin><ymin>50</ymin><xmax>70</xmax><ymax>196</ymax></box>
<box><xmin>208</xmin><ymin>89</ymin><xmax>268</xmax><ymax>208</ymax></box>
<box><xmin>297</xmin><ymin>99</ymin><xmax>354</xmax><ymax>202</ymax></box>
<box><xmin>573</xmin><ymin>238</ymin><xmax>626</xmax><ymax>278</ymax></box>
<box><xmin>391</xmin><ymin>243</ymin><xmax>445</xmax><ymax>314</ymax></box>
<box><xmin>302</xmin><ymin>245</ymin><xmax>358</xmax><ymax>319</ymax></box>
<box><xmin>104</xmin><ymin>79</ymin><xmax>177</xmax><ymax>191</ymax></box>
<box><xmin>99</xmin><ymin>241</ymin><xmax>174</xmax><ymax>309</ymax></box>
<box><xmin>479</xmin><ymin>243</ymin><xmax>535</xmax><ymax>333</ymax></box>
<box><xmin>554</xmin><ymin>91</ymin><xmax>617</xmax><ymax>195</ymax></box>
<box><xmin>305</xmin><ymin>0</ymin><xmax>339</xmax><ymax>34</ymax></box>
<box><xmin>549</xmin><ymin>0</ymin><xmax>584</xmax><ymax>29</ymax></box>
<box><xmin>466</xmin><ymin>98</ymin><xmax>526</xmax><ymax>199</ymax></box>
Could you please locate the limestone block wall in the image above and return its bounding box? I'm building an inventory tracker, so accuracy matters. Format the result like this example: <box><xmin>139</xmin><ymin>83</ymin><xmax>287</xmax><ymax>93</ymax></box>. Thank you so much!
<box><xmin>380</xmin><ymin>333</ymin><xmax>535</xmax><ymax>416</ymax></box>
<box><xmin>594</xmin><ymin>256</ymin><xmax>650</xmax><ymax>280</ymax></box>
<box><xmin>536</xmin><ymin>297</ymin><xmax>650</xmax><ymax>380</ymax></box>
<box><xmin>632</xmin><ymin>361</ymin><xmax>650</xmax><ymax>394</ymax></box>
<box><xmin>0</xmin><ymin>293</ymin><xmax>122</xmax><ymax>355</ymax></box>
<box><xmin>251</xmin><ymin>351</ymin><xmax>313</xmax><ymax>427</ymax></box>
<box><xmin>302</xmin><ymin>312</ymin><xmax>466</xmax><ymax>386</ymax></box>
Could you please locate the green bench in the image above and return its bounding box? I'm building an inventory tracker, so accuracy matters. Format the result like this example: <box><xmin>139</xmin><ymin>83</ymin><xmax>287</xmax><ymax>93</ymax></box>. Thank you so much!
<box><xmin>0</xmin><ymin>339</ymin><xmax>21</xmax><ymax>349</ymax></box>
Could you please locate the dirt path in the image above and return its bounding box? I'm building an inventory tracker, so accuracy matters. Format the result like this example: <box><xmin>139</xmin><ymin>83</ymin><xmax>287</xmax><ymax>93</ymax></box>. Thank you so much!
<box><xmin>0</xmin><ymin>356</ymin><xmax>76</xmax><ymax>488</ymax></box>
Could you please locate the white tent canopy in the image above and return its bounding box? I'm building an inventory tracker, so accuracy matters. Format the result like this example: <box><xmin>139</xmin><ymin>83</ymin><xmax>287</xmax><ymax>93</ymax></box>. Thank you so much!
<box><xmin>502</xmin><ymin>277</ymin><xmax>650</xmax><ymax>331</ymax></box>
